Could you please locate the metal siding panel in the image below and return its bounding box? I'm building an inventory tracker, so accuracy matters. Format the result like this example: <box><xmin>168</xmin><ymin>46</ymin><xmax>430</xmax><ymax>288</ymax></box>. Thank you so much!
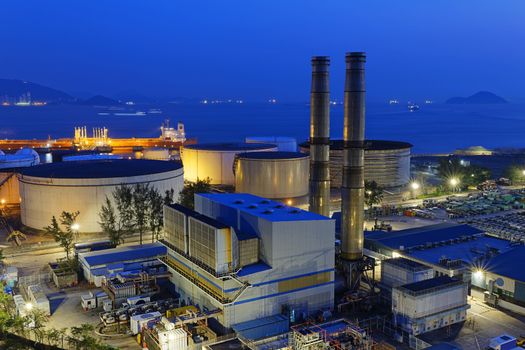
<box><xmin>515</xmin><ymin>280</ymin><xmax>525</xmax><ymax>302</ymax></box>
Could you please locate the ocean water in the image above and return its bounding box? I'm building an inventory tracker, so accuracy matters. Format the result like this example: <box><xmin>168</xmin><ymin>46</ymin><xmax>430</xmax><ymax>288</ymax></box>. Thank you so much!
<box><xmin>1</xmin><ymin>102</ymin><xmax>525</xmax><ymax>154</ymax></box>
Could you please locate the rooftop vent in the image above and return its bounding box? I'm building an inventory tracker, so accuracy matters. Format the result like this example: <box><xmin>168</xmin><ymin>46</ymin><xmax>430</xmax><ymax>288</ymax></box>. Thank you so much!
<box><xmin>260</xmin><ymin>200</ymin><xmax>270</xmax><ymax>204</ymax></box>
<box><xmin>263</xmin><ymin>209</ymin><xmax>274</xmax><ymax>214</ymax></box>
<box><xmin>274</xmin><ymin>204</ymin><xmax>284</xmax><ymax>209</ymax></box>
<box><xmin>289</xmin><ymin>209</ymin><xmax>301</xmax><ymax>214</ymax></box>
<box><xmin>248</xmin><ymin>204</ymin><xmax>258</xmax><ymax>209</ymax></box>
<box><xmin>234</xmin><ymin>200</ymin><xmax>244</xmax><ymax>204</ymax></box>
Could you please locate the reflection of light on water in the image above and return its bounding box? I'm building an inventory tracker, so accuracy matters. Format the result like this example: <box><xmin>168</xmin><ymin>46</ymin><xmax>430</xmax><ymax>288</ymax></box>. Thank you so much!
<box><xmin>44</xmin><ymin>153</ymin><xmax>52</xmax><ymax>163</ymax></box>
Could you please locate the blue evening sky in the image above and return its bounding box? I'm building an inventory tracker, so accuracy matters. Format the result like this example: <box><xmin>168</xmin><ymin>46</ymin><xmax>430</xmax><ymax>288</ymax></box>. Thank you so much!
<box><xmin>1</xmin><ymin>1</ymin><xmax>524</xmax><ymax>102</ymax></box>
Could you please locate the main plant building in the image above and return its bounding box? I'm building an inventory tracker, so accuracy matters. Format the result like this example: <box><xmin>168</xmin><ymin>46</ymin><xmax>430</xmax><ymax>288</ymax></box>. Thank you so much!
<box><xmin>160</xmin><ymin>193</ymin><xmax>335</xmax><ymax>327</ymax></box>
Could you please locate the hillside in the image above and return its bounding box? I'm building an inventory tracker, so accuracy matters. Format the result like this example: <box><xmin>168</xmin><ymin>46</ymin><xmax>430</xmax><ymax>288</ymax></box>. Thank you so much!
<box><xmin>0</xmin><ymin>79</ymin><xmax>75</xmax><ymax>103</ymax></box>
<box><xmin>81</xmin><ymin>95</ymin><xmax>121</xmax><ymax>106</ymax></box>
<box><xmin>446</xmin><ymin>91</ymin><xmax>507</xmax><ymax>104</ymax></box>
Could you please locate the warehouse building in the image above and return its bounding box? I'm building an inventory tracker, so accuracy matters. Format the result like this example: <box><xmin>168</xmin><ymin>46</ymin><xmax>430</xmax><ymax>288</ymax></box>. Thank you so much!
<box><xmin>181</xmin><ymin>143</ymin><xmax>277</xmax><ymax>185</ymax></box>
<box><xmin>160</xmin><ymin>193</ymin><xmax>335</xmax><ymax>327</ymax></box>
<box><xmin>234</xmin><ymin>151</ymin><xmax>309</xmax><ymax>201</ymax></box>
<box><xmin>471</xmin><ymin>245</ymin><xmax>525</xmax><ymax>313</ymax></box>
<box><xmin>19</xmin><ymin>159</ymin><xmax>184</xmax><ymax>232</ymax></box>
<box><xmin>366</xmin><ymin>223</ymin><xmax>525</xmax><ymax>315</ymax></box>
<box><xmin>300</xmin><ymin>140</ymin><xmax>412</xmax><ymax>188</ymax></box>
<box><xmin>78</xmin><ymin>242</ymin><xmax>167</xmax><ymax>285</ymax></box>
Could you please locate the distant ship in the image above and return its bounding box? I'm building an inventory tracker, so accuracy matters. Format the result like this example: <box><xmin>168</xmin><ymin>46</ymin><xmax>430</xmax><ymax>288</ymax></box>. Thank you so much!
<box><xmin>425</xmin><ymin>100</ymin><xmax>433</xmax><ymax>104</ymax></box>
<box><xmin>389</xmin><ymin>99</ymin><xmax>400</xmax><ymax>105</ymax></box>
<box><xmin>148</xmin><ymin>109</ymin><xmax>163</xmax><ymax>114</ymax></box>
<box><xmin>408</xmin><ymin>103</ymin><xmax>420</xmax><ymax>112</ymax></box>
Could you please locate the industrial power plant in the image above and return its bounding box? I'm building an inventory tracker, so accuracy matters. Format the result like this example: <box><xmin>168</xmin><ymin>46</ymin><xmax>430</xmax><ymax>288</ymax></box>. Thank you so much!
<box><xmin>2</xmin><ymin>51</ymin><xmax>523</xmax><ymax>350</ymax></box>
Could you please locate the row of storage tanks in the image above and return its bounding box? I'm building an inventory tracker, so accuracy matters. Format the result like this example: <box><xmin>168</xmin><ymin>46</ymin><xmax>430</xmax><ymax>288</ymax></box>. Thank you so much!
<box><xmin>182</xmin><ymin>137</ymin><xmax>412</xmax><ymax>201</ymax></box>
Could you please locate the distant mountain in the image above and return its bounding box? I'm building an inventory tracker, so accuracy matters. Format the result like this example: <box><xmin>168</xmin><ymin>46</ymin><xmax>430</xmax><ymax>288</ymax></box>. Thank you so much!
<box><xmin>0</xmin><ymin>78</ymin><xmax>75</xmax><ymax>103</ymax></box>
<box><xmin>113</xmin><ymin>90</ymin><xmax>156</xmax><ymax>104</ymax></box>
<box><xmin>446</xmin><ymin>91</ymin><xmax>507</xmax><ymax>104</ymax></box>
<box><xmin>81</xmin><ymin>95</ymin><xmax>121</xmax><ymax>106</ymax></box>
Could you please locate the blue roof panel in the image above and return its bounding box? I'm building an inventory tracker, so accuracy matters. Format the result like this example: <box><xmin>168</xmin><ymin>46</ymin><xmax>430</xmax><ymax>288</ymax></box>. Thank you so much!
<box><xmin>237</xmin><ymin>262</ymin><xmax>272</xmax><ymax>277</ymax></box>
<box><xmin>198</xmin><ymin>193</ymin><xmax>331</xmax><ymax>222</ymax></box>
<box><xmin>484</xmin><ymin>245</ymin><xmax>525</xmax><ymax>282</ymax></box>
<box><xmin>367</xmin><ymin>224</ymin><xmax>484</xmax><ymax>250</ymax></box>
<box><xmin>81</xmin><ymin>243</ymin><xmax>166</xmax><ymax>267</ymax></box>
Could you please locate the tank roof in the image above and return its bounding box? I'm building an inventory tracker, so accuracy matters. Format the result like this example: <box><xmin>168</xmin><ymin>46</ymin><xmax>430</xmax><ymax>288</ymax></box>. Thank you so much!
<box><xmin>300</xmin><ymin>139</ymin><xmax>412</xmax><ymax>151</ymax></box>
<box><xmin>20</xmin><ymin>159</ymin><xmax>183</xmax><ymax>179</ymax></box>
<box><xmin>237</xmin><ymin>151</ymin><xmax>307</xmax><ymax>160</ymax></box>
<box><xmin>185</xmin><ymin>142</ymin><xmax>277</xmax><ymax>151</ymax></box>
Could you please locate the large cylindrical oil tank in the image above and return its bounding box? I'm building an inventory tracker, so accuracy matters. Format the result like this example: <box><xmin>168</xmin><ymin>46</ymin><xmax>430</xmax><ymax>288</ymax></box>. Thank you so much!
<box><xmin>234</xmin><ymin>151</ymin><xmax>309</xmax><ymax>199</ymax></box>
<box><xmin>245</xmin><ymin>137</ymin><xmax>297</xmax><ymax>152</ymax></box>
<box><xmin>181</xmin><ymin>143</ymin><xmax>277</xmax><ymax>185</ymax></box>
<box><xmin>300</xmin><ymin>140</ymin><xmax>412</xmax><ymax>188</ymax></box>
<box><xmin>18</xmin><ymin>159</ymin><xmax>184</xmax><ymax>232</ymax></box>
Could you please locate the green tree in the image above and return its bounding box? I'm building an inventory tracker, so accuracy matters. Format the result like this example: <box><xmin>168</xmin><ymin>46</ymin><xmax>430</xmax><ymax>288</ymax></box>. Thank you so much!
<box><xmin>44</xmin><ymin>211</ymin><xmax>79</xmax><ymax>260</ymax></box>
<box><xmin>113</xmin><ymin>185</ymin><xmax>135</xmax><ymax>234</ymax></box>
<box><xmin>179</xmin><ymin>178</ymin><xmax>212</xmax><ymax>209</ymax></box>
<box><xmin>164</xmin><ymin>188</ymin><xmax>175</xmax><ymax>205</ymax></box>
<box><xmin>98</xmin><ymin>197</ymin><xmax>125</xmax><ymax>246</ymax></box>
<box><xmin>132</xmin><ymin>183</ymin><xmax>150</xmax><ymax>245</ymax></box>
<box><xmin>503</xmin><ymin>164</ymin><xmax>525</xmax><ymax>185</ymax></box>
<box><xmin>438</xmin><ymin>157</ymin><xmax>491</xmax><ymax>189</ymax></box>
<box><xmin>463</xmin><ymin>164</ymin><xmax>491</xmax><ymax>188</ymax></box>
<box><xmin>68</xmin><ymin>323</ymin><xmax>116</xmax><ymax>350</ymax></box>
<box><xmin>148</xmin><ymin>187</ymin><xmax>164</xmax><ymax>243</ymax></box>
<box><xmin>365</xmin><ymin>180</ymin><xmax>384</xmax><ymax>209</ymax></box>
<box><xmin>27</xmin><ymin>308</ymin><xmax>48</xmax><ymax>343</ymax></box>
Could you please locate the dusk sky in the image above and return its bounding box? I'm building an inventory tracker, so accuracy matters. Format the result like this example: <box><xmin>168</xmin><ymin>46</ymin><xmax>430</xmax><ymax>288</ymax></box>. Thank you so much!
<box><xmin>1</xmin><ymin>0</ymin><xmax>524</xmax><ymax>102</ymax></box>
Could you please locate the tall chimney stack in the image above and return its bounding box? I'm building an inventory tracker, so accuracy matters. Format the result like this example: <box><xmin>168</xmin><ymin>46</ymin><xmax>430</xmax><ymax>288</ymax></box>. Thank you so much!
<box><xmin>309</xmin><ymin>56</ymin><xmax>331</xmax><ymax>217</ymax></box>
<box><xmin>341</xmin><ymin>52</ymin><xmax>366</xmax><ymax>263</ymax></box>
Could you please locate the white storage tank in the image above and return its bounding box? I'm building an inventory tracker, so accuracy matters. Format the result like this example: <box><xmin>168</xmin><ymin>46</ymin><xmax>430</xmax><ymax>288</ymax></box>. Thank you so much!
<box><xmin>300</xmin><ymin>139</ymin><xmax>412</xmax><ymax>188</ymax></box>
<box><xmin>234</xmin><ymin>151</ymin><xmax>309</xmax><ymax>199</ymax></box>
<box><xmin>19</xmin><ymin>159</ymin><xmax>184</xmax><ymax>232</ymax></box>
<box><xmin>0</xmin><ymin>148</ymin><xmax>40</xmax><ymax>169</ymax></box>
<box><xmin>143</xmin><ymin>148</ymin><xmax>171</xmax><ymax>161</ymax></box>
<box><xmin>181</xmin><ymin>142</ymin><xmax>277</xmax><ymax>185</ymax></box>
<box><xmin>245</xmin><ymin>136</ymin><xmax>297</xmax><ymax>152</ymax></box>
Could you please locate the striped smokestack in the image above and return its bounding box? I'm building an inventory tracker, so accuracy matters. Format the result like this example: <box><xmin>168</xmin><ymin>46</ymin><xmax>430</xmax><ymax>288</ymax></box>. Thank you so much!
<box><xmin>341</xmin><ymin>52</ymin><xmax>366</xmax><ymax>261</ymax></box>
<box><xmin>309</xmin><ymin>56</ymin><xmax>331</xmax><ymax>217</ymax></box>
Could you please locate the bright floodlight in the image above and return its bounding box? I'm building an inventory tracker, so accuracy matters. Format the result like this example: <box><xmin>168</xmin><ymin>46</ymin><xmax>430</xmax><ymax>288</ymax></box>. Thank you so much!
<box><xmin>71</xmin><ymin>223</ymin><xmax>80</xmax><ymax>231</ymax></box>
<box><xmin>522</xmin><ymin>169</ymin><xmax>525</xmax><ymax>176</ymax></box>
<box><xmin>286</xmin><ymin>199</ymin><xmax>292</xmax><ymax>206</ymax></box>
<box><xmin>410</xmin><ymin>181</ymin><xmax>420</xmax><ymax>190</ymax></box>
<box><xmin>473</xmin><ymin>269</ymin><xmax>484</xmax><ymax>279</ymax></box>
<box><xmin>0</xmin><ymin>199</ymin><xmax>5</xmax><ymax>204</ymax></box>
<box><xmin>449</xmin><ymin>178</ymin><xmax>459</xmax><ymax>187</ymax></box>
<box><xmin>25</xmin><ymin>302</ymin><xmax>33</xmax><ymax>311</ymax></box>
